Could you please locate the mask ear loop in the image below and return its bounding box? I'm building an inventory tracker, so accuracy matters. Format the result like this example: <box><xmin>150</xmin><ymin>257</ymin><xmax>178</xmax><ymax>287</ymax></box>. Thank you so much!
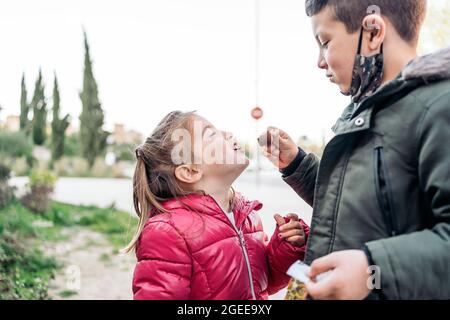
<box><xmin>358</xmin><ymin>26</ymin><xmax>384</xmax><ymax>55</ymax></box>
<box><xmin>357</xmin><ymin>27</ymin><xmax>364</xmax><ymax>55</ymax></box>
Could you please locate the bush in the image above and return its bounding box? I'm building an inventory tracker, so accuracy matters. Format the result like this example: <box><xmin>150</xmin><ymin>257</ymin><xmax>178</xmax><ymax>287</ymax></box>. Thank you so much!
<box><xmin>53</xmin><ymin>156</ymin><xmax>126</xmax><ymax>178</ymax></box>
<box><xmin>112</xmin><ymin>143</ymin><xmax>135</xmax><ymax>162</ymax></box>
<box><xmin>53</xmin><ymin>156</ymin><xmax>88</xmax><ymax>177</ymax></box>
<box><xmin>91</xmin><ymin>158</ymin><xmax>109</xmax><ymax>178</ymax></box>
<box><xmin>63</xmin><ymin>134</ymin><xmax>81</xmax><ymax>157</ymax></box>
<box><xmin>0</xmin><ymin>183</ymin><xmax>14</xmax><ymax>210</ymax></box>
<box><xmin>11</xmin><ymin>157</ymin><xmax>29</xmax><ymax>177</ymax></box>
<box><xmin>0</xmin><ymin>232</ymin><xmax>58</xmax><ymax>300</ymax></box>
<box><xmin>29</xmin><ymin>170</ymin><xmax>57</xmax><ymax>189</ymax></box>
<box><xmin>0</xmin><ymin>163</ymin><xmax>11</xmax><ymax>182</ymax></box>
<box><xmin>0</xmin><ymin>157</ymin><xmax>33</xmax><ymax>177</ymax></box>
<box><xmin>21</xmin><ymin>170</ymin><xmax>57</xmax><ymax>214</ymax></box>
<box><xmin>0</xmin><ymin>131</ymin><xmax>33</xmax><ymax>160</ymax></box>
<box><xmin>0</xmin><ymin>163</ymin><xmax>13</xmax><ymax>209</ymax></box>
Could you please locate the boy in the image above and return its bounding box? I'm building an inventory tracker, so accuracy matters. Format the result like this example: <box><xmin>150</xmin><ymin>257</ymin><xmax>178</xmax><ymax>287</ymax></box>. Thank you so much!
<box><xmin>261</xmin><ymin>0</ymin><xmax>450</xmax><ymax>299</ymax></box>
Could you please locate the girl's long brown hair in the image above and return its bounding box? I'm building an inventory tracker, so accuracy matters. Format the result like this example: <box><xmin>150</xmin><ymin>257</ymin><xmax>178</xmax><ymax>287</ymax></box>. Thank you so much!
<box><xmin>123</xmin><ymin>111</ymin><xmax>197</xmax><ymax>253</ymax></box>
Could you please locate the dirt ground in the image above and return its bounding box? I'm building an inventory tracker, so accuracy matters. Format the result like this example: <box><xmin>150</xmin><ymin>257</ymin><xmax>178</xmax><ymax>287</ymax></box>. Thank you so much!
<box><xmin>45</xmin><ymin>227</ymin><xmax>136</xmax><ymax>300</ymax></box>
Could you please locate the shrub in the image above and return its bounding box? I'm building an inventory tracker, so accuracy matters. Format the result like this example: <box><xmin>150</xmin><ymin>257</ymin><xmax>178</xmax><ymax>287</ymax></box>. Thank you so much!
<box><xmin>0</xmin><ymin>157</ymin><xmax>32</xmax><ymax>177</ymax></box>
<box><xmin>91</xmin><ymin>158</ymin><xmax>109</xmax><ymax>178</ymax></box>
<box><xmin>21</xmin><ymin>170</ymin><xmax>57</xmax><ymax>214</ymax></box>
<box><xmin>29</xmin><ymin>170</ymin><xmax>57</xmax><ymax>189</ymax></box>
<box><xmin>63</xmin><ymin>134</ymin><xmax>81</xmax><ymax>157</ymax></box>
<box><xmin>0</xmin><ymin>131</ymin><xmax>33</xmax><ymax>159</ymax></box>
<box><xmin>0</xmin><ymin>232</ymin><xmax>58</xmax><ymax>300</ymax></box>
<box><xmin>0</xmin><ymin>163</ymin><xmax>11</xmax><ymax>182</ymax></box>
<box><xmin>0</xmin><ymin>183</ymin><xmax>14</xmax><ymax>210</ymax></box>
<box><xmin>0</xmin><ymin>163</ymin><xmax>13</xmax><ymax>209</ymax></box>
<box><xmin>112</xmin><ymin>143</ymin><xmax>135</xmax><ymax>162</ymax></box>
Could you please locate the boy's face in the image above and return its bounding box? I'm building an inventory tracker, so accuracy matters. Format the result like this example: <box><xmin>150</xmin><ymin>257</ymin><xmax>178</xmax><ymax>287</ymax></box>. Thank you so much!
<box><xmin>311</xmin><ymin>6</ymin><xmax>360</xmax><ymax>94</ymax></box>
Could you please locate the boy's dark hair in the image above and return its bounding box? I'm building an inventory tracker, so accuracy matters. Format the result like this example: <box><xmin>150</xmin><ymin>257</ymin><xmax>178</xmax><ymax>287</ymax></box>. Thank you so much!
<box><xmin>305</xmin><ymin>0</ymin><xmax>427</xmax><ymax>43</ymax></box>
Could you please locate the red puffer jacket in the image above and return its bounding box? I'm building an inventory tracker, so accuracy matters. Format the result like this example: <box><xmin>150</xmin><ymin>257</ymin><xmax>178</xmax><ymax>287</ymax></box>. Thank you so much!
<box><xmin>132</xmin><ymin>193</ymin><xmax>309</xmax><ymax>300</ymax></box>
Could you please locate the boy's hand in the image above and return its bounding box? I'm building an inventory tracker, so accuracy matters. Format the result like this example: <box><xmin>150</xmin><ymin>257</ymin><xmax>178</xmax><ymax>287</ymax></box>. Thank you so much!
<box><xmin>274</xmin><ymin>213</ymin><xmax>306</xmax><ymax>247</ymax></box>
<box><xmin>306</xmin><ymin>250</ymin><xmax>372</xmax><ymax>300</ymax></box>
<box><xmin>258</xmin><ymin>127</ymin><xmax>299</xmax><ymax>169</ymax></box>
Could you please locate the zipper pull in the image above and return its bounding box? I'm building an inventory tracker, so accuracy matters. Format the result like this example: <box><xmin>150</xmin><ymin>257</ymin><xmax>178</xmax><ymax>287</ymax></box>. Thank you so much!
<box><xmin>238</xmin><ymin>229</ymin><xmax>246</xmax><ymax>247</ymax></box>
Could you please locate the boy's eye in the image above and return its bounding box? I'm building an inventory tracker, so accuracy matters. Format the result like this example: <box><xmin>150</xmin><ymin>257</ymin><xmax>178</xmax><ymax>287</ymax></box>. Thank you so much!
<box><xmin>321</xmin><ymin>41</ymin><xmax>330</xmax><ymax>49</ymax></box>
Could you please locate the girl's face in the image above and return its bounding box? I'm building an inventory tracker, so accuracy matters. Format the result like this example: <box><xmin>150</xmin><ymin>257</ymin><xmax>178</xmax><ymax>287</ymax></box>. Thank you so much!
<box><xmin>192</xmin><ymin>116</ymin><xmax>249</xmax><ymax>181</ymax></box>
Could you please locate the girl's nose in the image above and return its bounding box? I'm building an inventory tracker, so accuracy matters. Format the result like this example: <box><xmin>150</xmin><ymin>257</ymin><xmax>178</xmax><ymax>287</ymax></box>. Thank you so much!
<box><xmin>224</xmin><ymin>131</ymin><xmax>233</xmax><ymax>140</ymax></box>
<box><xmin>317</xmin><ymin>52</ymin><xmax>327</xmax><ymax>70</ymax></box>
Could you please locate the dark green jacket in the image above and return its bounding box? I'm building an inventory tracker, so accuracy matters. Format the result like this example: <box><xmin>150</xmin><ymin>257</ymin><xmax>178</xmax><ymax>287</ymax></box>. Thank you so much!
<box><xmin>284</xmin><ymin>47</ymin><xmax>450</xmax><ymax>299</ymax></box>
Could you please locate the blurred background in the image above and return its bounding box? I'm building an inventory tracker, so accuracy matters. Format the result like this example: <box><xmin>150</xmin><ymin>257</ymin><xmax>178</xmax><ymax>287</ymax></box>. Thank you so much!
<box><xmin>0</xmin><ymin>0</ymin><xmax>449</xmax><ymax>300</ymax></box>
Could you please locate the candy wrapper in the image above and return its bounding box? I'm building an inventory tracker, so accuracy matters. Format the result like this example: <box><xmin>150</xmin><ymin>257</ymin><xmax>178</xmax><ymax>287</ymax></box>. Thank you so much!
<box><xmin>285</xmin><ymin>279</ymin><xmax>309</xmax><ymax>300</ymax></box>
<box><xmin>284</xmin><ymin>261</ymin><xmax>331</xmax><ymax>300</ymax></box>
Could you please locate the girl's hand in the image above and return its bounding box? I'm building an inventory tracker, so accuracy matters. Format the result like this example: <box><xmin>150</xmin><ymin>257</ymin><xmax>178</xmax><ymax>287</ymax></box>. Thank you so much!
<box><xmin>274</xmin><ymin>213</ymin><xmax>306</xmax><ymax>247</ymax></box>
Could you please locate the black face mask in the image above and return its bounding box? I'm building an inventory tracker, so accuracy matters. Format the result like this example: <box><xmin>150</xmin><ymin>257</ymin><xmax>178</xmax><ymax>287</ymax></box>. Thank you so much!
<box><xmin>343</xmin><ymin>27</ymin><xmax>384</xmax><ymax>103</ymax></box>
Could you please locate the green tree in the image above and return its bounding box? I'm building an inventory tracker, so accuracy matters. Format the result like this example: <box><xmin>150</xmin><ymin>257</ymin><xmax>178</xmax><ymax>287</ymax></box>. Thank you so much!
<box><xmin>30</xmin><ymin>70</ymin><xmax>47</xmax><ymax>146</ymax></box>
<box><xmin>79</xmin><ymin>31</ymin><xmax>108</xmax><ymax>168</ymax></box>
<box><xmin>51</xmin><ymin>74</ymin><xmax>70</xmax><ymax>161</ymax></box>
<box><xmin>20</xmin><ymin>74</ymin><xmax>30</xmax><ymax>135</ymax></box>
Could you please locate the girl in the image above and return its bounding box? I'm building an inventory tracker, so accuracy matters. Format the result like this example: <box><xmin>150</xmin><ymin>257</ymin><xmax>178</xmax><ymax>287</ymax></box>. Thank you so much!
<box><xmin>125</xmin><ymin>111</ymin><xmax>309</xmax><ymax>300</ymax></box>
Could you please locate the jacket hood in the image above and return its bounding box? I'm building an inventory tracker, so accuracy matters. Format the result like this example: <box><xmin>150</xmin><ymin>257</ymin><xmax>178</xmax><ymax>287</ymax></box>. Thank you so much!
<box><xmin>402</xmin><ymin>46</ymin><xmax>450</xmax><ymax>82</ymax></box>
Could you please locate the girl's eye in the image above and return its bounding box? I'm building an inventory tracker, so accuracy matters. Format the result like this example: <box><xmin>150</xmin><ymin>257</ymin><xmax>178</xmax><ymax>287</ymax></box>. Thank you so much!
<box><xmin>205</xmin><ymin>129</ymin><xmax>216</xmax><ymax>138</ymax></box>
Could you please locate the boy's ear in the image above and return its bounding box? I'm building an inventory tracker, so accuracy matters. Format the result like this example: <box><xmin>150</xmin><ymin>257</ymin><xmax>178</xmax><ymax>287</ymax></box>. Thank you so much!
<box><xmin>362</xmin><ymin>14</ymin><xmax>386</xmax><ymax>54</ymax></box>
<box><xmin>174</xmin><ymin>164</ymin><xmax>203</xmax><ymax>185</ymax></box>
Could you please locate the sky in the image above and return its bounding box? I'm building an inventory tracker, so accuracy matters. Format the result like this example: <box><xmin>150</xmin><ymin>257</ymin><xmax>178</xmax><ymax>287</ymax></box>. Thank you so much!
<box><xmin>0</xmin><ymin>0</ymin><xmax>446</xmax><ymax>145</ymax></box>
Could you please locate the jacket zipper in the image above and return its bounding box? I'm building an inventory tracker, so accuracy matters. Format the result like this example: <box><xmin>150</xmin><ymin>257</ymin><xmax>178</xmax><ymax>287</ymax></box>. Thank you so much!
<box><xmin>211</xmin><ymin>198</ymin><xmax>257</xmax><ymax>300</ymax></box>
<box><xmin>374</xmin><ymin>147</ymin><xmax>398</xmax><ymax>237</ymax></box>
<box><xmin>236</xmin><ymin>228</ymin><xmax>257</xmax><ymax>300</ymax></box>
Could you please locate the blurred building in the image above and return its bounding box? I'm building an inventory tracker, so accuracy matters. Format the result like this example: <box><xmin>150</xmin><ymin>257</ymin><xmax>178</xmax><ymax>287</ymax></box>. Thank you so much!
<box><xmin>66</xmin><ymin>123</ymin><xmax>78</xmax><ymax>136</ymax></box>
<box><xmin>5</xmin><ymin>115</ymin><xmax>20</xmax><ymax>132</ymax></box>
<box><xmin>112</xmin><ymin>123</ymin><xmax>143</xmax><ymax>145</ymax></box>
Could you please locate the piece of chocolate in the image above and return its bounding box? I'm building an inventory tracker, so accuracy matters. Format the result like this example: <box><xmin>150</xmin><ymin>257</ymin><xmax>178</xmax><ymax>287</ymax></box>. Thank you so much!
<box><xmin>258</xmin><ymin>131</ymin><xmax>272</xmax><ymax>148</ymax></box>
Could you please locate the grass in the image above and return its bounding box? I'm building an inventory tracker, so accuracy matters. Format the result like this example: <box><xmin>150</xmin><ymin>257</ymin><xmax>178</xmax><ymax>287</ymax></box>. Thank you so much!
<box><xmin>99</xmin><ymin>253</ymin><xmax>112</xmax><ymax>266</ymax></box>
<box><xmin>58</xmin><ymin>289</ymin><xmax>78</xmax><ymax>298</ymax></box>
<box><xmin>50</xmin><ymin>201</ymin><xmax>137</xmax><ymax>251</ymax></box>
<box><xmin>0</xmin><ymin>231</ymin><xmax>59</xmax><ymax>299</ymax></box>
<box><xmin>0</xmin><ymin>199</ymin><xmax>137</xmax><ymax>299</ymax></box>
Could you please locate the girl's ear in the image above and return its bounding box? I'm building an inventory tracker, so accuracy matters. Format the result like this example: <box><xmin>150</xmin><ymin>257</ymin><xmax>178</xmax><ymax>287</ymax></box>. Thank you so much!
<box><xmin>362</xmin><ymin>14</ymin><xmax>386</xmax><ymax>55</ymax></box>
<box><xmin>174</xmin><ymin>164</ymin><xmax>203</xmax><ymax>185</ymax></box>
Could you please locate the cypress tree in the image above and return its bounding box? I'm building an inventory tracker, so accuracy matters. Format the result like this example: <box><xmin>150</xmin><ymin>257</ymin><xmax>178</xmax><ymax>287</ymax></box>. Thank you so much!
<box><xmin>31</xmin><ymin>70</ymin><xmax>47</xmax><ymax>146</ymax></box>
<box><xmin>51</xmin><ymin>74</ymin><xmax>70</xmax><ymax>161</ymax></box>
<box><xmin>79</xmin><ymin>31</ymin><xmax>108</xmax><ymax>168</ymax></box>
<box><xmin>20</xmin><ymin>73</ymin><xmax>30</xmax><ymax>135</ymax></box>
